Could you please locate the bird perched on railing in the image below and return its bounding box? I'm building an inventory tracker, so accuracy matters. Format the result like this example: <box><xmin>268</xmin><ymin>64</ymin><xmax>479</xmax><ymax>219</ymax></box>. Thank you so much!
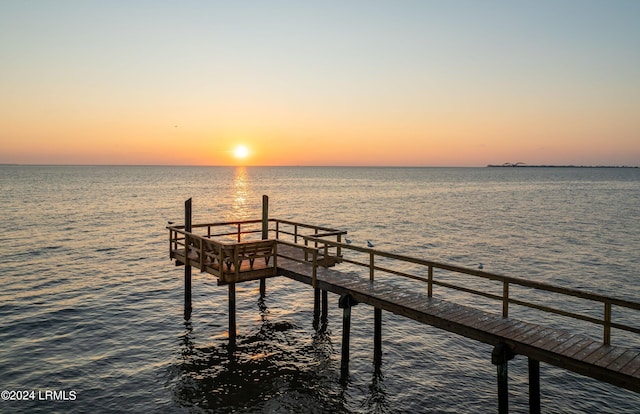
<box><xmin>367</xmin><ymin>240</ymin><xmax>374</xmax><ymax>248</ymax></box>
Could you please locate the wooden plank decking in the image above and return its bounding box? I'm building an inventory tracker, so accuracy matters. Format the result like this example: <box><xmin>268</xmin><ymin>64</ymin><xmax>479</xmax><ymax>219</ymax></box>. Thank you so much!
<box><xmin>276</xmin><ymin>245</ymin><xmax>640</xmax><ymax>394</ymax></box>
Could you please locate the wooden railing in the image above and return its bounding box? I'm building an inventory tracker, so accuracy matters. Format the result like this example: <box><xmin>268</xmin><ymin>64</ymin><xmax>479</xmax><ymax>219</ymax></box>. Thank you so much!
<box><xmin>170</xmin><ymin>219</ymin><xmax>264</xmax><ymax>243</ymax></box>
<box><xmin>271</xmin><ymin>219</ymin><xmax>346</xmax><ymax>264</ymax></box>
<box><xmin>168</xmin><ymin>219</ymin><xmax>345</xmax><ymax>285</ymax></box>
<box><xmin>168</xmin><ymin>226</ymin><xmax>277</xmax><ymax>281</ymax></box>
<box><xmin>304</xmin><ymin>236</ymin><xmax>640</xmax><ymax>347</ymax></box>
<box><xmin>169</xmin><ymin>219</ymin><xmax>640</xmax><ymax>346</ymax></box>
<box><xmin>169</xmin><ymin>218</ymin><xmax>346</xmax><ymax>245</ymax></box>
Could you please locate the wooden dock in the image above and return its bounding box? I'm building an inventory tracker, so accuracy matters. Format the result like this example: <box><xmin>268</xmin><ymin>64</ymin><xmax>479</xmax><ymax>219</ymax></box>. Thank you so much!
<box><xmin>167</xmin><ymin>197</ymin><xmax>640</xmax><ymax>413</ymax></box>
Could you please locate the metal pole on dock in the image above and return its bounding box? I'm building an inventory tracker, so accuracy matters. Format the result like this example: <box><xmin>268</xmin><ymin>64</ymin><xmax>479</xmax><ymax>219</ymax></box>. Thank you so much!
<box><xmin>492</xmin><ymin>343</ymin><xmax>514</xmax><ymax>414</ymax></box>
<box><xmin>260</xmin><ymin>195</ymin><xmax>268</xmax><ymax>297</ymax></box>
<box><xmin>339</xmin><ymin>294</ymin><xmax>358</xmax><ymax>378</ymax></box>
<box><xmin>184</xmin><ymin>198</ymin><xmax>192</xmax><ymax>320</ymax></box>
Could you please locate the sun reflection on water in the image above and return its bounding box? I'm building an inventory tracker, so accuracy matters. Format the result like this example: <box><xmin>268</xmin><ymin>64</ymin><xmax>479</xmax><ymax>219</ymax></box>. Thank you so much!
<box><xmin>232</xmin><ymin>167</ymin><xmax>250</xmax><ymax>220</ymax></box>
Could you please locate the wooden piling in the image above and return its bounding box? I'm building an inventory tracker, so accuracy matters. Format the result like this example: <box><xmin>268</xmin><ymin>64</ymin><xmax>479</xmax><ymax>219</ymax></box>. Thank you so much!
<box><xmin>492</xmin><ymin>343</ymin><xmax>514</xmax><ymax>414</ymax></box>
<box><xmin>259</xmin><ymin>278</ymin><xmax>266</xmax><ymax>297</ymax></box>
<box><xmin>339</xmin><ymin>294</ymin><xmax>358</xmax><ymax>377</ymax></box>
<box><xmin>340</xmin><ymin>305</ymin><xmax>352</xmax><ymax>376</ymax></box>
<box><xmin>313</xmin><ymin>288</ymin><xmax>321</xmax><ymax>329</ymax></box>
<box><xmin>374</xmin><ymin>307</ymin><xmax>382</xmax><ymax>367</ymax></box>
<box><xmin>184</xmin><ymin>266</ymin><xmax>192</xmax><ymax>320</ymax></box>
<box><xmin>184</xmin><ymin>198</ymin><xmax>192</xmax><ymax>320</ymax></box>
<box><xmin>260</xmin><ymin>195</ymin><xmax>268</xmax><ymax>297</ymax></box>
<box><xmin>529</xmin><ymin>357</ymin><xmax>541</xmax><ymax>414</ymax></box>
<box><xmin>229</xmin><ymin>282</ymin><xmax>237</xmax><ymax>348</ymax></box>
<box><xmin>321</xmin><ymin>290</ymin><xmax>328</xmax><ymax>324</ymax></box>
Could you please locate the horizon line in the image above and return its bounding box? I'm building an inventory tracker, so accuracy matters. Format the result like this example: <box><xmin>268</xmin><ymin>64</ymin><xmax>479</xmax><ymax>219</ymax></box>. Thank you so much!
<box><xmin>1</xmin><ymin>163</ymin><xmax>638</xmax><ymax>168</ymax></box>
<box><xmin>0</xmin><ymin>163</ymin><xmax>484</xmax><ymax>168</ymax></box>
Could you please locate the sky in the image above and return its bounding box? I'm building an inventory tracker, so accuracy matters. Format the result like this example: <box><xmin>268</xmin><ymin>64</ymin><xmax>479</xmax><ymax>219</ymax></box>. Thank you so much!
<box><xmin>1</xmin><ymin>1</ymin><xmax>639</xmax><ymax>167</ymax></box>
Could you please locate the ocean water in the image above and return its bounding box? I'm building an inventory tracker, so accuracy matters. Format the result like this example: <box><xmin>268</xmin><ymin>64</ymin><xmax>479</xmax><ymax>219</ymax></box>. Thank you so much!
<box><xmin>1</xmin><ymin>165</ymin><xmax>639</xmax><ymax>413</ymax></box>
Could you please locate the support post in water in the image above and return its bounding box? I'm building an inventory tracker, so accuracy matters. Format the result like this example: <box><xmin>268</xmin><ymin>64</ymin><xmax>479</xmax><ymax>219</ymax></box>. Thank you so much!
<box><xmin>184</xmin><ymin>198</ymin><xmax>192</xmax><ymax>320</ymax></box>
<box><xmin>492</xmin><ymin>342</ymin><xmax>514</xmax><ymax>414</ymax></box>
<box><xmin>313</xmin><ymin>288</ymin><xmax>321</xmax><ymax>329</ymax></box>
<box><xmin>374</xmin><ymin>307</ymin><xmax>382</xmax><ymax>367</ymax></box>
<box><xmin>260</xmin><ymin>195</ymin><xmax>268</xmax><ymax>297</ymax></box>
<box><xmin>528</xmin><ymin>357</ymin><xmax>541</xmax><ymax>414</ymax></box>
<box><xmin>339</xmin><ymin>294</ymin><xmax>358</xmax><ymax>377</ymax></box>
<box><xmin>229</xmin><ymin>282</ymin><xmax>236</xmax><ymax>348</ymax></box>
<box><xmin>321</xmin><ymin>290</ymin><xmax>328</xmax><ymax>324</ymax></box>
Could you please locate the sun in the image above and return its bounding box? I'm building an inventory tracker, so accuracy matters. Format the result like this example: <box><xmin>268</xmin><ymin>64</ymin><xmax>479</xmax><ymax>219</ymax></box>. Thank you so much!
<box><xmin>233</xmin><ymin>145</ymin><xmax>250</xmax><ymax>159</ymax></box>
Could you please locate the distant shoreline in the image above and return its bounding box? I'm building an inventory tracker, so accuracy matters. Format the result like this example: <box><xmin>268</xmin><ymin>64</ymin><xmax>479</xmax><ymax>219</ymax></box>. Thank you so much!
<box><xmin>487</xmin><ymin>164</ymin><xmax>638</xmax><ymax>168</ymax></box>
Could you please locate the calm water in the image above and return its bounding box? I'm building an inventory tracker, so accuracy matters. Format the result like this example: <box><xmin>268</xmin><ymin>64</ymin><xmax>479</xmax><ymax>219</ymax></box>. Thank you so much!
<box><xmin>1</xmin><ymin>165</ymin><xmax>639</xmax><ymax>413</ymax></box>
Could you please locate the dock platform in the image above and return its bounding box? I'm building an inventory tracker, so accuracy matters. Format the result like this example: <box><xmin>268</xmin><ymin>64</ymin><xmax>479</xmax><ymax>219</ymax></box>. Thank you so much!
<box><xmin>167</xmin><ymin>198</ymin><xmax>640</xmax><ymax>412</ymax></box>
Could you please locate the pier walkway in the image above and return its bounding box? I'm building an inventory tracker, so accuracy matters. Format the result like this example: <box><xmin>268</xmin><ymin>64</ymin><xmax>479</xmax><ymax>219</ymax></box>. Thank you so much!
<box><xmin>276</xmin><ymin>244</ymin><xmax>640</xmax><ymax>394</ymax></box>
<box><xmin>167</xmin><ymin>199</ymin><xmax>640</xmax><ymax>412</ymax></box>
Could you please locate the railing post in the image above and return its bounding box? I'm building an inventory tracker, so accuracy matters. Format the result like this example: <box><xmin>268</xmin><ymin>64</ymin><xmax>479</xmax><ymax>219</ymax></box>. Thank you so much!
<box><xmin>234</xmin><ymin>245</ymin><xmax>239</xmax><ymax>279</ymax></box>
<box><xmin>169</xmin><ymin>229</ymin><xmax>173</xmax><ymax>257</ymax></box>
<box><xmin>428</xmin><ymin>265</ymin><xmax>433</xmax><ymax>297</ymax></box>
<box><xmin>304</xmin><ymin>237</ymin><xmax>309</xmax><ymax>262</ymax></box>
<box><xmin>237</xmin><ymin>223</ymin><xmax>241</xmax><ymax>242</ymax></box>
<box><xmin>272</xmin><ymin>241</ymin><xmax>278</xmax><ymax>274</ymax></box>
<box><xmin>312</xmin><ymin>249</ymin><xmax>318</xmax><ymax>288</ymax></box>
<box><xmin>276</xmin><ymin>221</ymin><xmax>280</xmax><ymax>239</ymax></box>
<box><xmin>294</xmin><ymin>224</ymin><xmax>298</xmax><ymax>243</ymax></box>
<box><xmin>199</xmin><ymin>238</ymin><xmax>205</xmax><ymax>271</ymax></box>
<box><xmin>369</xmin><ymin>252</ymin><xmax>375</xmax><ymax>282</ymax></box>
<box><xmin>502</xmin><ymin>281</ymin><xmax>509</xmax><ymax>318</ymax></box>
<box><xmin>337</xmin><ymin>234</ymin><xmax>342</xmax><ymax>258</ymax></box>
<box><xmin>604</xmin><ymin>301</ymin><xmax>612</xmax><ymax>345</ymax></box>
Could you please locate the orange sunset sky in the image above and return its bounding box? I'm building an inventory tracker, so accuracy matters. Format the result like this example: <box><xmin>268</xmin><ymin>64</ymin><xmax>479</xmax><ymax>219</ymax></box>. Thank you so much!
<box><xmin>1</xmin><ymin>1</ymin><xmax>639</xmax><ymax>167</ymax></box>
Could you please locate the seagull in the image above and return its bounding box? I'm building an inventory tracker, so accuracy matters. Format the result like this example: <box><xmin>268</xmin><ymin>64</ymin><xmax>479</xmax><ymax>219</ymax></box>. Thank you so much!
<box><xmin>367</xmin><ymin>240</ymin><xmax>374</xmax><ymax>248</ymax></box>
<box><xmin>478</xmin><ymin>263</ymin><xmax>484</xmax><ymax>270</ymax></box>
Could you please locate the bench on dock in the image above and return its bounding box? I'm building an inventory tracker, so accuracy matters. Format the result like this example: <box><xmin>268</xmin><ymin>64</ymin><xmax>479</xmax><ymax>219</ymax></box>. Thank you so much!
<box><xmin>198</xmin><ymin>238</ymin><xmax>275</xmax><ymax>270</ymax></box>
<box><xmin>179</xmin><ymin>237</ymin><xmax>278</xmax><ymax>284</ymax></box>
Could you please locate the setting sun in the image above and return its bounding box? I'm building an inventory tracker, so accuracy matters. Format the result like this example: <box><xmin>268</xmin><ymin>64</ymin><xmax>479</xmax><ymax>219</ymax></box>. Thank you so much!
<box><xmin>233</xmin><ymin>145</ymin><xmax>250</xmax><ymax>159</ymax></box>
